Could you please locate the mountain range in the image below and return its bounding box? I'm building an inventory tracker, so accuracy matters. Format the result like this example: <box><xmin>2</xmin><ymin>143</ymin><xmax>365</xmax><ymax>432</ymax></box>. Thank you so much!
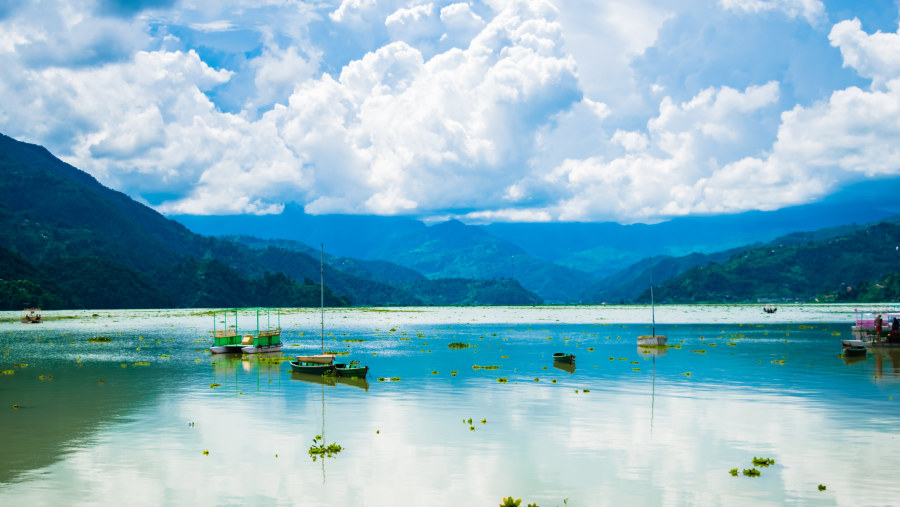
<box><xmin>3</xmin><ymin>130</ymin><xmax>900</xmax><ymax>309</ymax></box>
<box><xmin>0</xmin><ymin>133</ymin><xmax>538</xmax><ymax>309</ymax></box>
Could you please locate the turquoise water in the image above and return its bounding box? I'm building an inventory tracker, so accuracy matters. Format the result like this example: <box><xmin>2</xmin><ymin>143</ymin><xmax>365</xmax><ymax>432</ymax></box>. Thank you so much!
<box><xmin>1</xmin><ymin>305</ymin><xmax>899</xmax><ymax>506</ymax></box>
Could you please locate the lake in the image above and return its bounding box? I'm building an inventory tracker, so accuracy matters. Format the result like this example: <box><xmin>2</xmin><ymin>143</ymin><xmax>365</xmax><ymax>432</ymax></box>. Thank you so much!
<box><xmin>1</xmin><ymin>304</ymin><xmax>899</xmax><ymax>506</ymax></box>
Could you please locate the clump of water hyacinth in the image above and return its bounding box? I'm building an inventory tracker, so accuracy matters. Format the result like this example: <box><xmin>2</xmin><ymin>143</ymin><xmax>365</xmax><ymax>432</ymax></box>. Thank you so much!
<box><xmin>448</xmin><ymin>342</ymin><xmax>470</xmax><ymax>349</ymax></box>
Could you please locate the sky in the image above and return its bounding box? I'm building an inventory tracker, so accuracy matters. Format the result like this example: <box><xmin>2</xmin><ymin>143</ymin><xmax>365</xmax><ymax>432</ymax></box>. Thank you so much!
<box><xmin>1</xmin><ymin>0</ymin><xmax>899</xmax><ymax>224</ymax></box>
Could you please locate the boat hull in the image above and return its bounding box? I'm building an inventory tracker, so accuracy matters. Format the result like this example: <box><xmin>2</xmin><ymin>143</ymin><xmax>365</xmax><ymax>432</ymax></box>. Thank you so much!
<box><xmin>334</xmin><ymin>364</ymin><xmax>369</xmax><ymax>378</ymax></box>
<box><xmin>242</xmin><ymin>344</ymin><xmax>282</xmax><ymax>354</ymax></box>
<box><xmin>637</xmin><ymin>335</ymin><xmax>667</xmax><ymax>347</ymax></box>
<box><xmin>290</xmin><ymin>361</ymin><xmax>334</xmax><ymax>375</ymax></box>
<box><xmin>552</xmin><ymin>353</ymin><xmax>575</xmax><ymax>363</ymax></box>
<box><xmin>210</xmin><ymin>344</ymin><xmax>245</xmax><ymax>354</ymax></box>
<box><xmin>843</xmin><ymin>345</ymin><xmax>867</xmax><ymax>356</ymax></box>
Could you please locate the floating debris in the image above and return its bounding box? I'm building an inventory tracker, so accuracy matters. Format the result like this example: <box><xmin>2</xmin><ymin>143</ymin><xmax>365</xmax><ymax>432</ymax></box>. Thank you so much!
<box><xmin>818</xmin><ymin>484</ymin><xmax>826</xmax><ymax>491</ymax></box>
<box><xmin>448</xmin><ymin>342</ymin><xmax>470</xmax><ymax>349</ymax></box>
<box><xmin>473</xmin><ymin>365</ymin><xmax>500</xmax><ymax>370</ymax></box>
<box><xmin>209</xmin><ymin>383</ymin><xmax>222</xmax><ymax>388</ymax></box>
<box><xmin>497</xmin><ymin>377</ymin><xmax>508</xmax><ymax>383</ymax></box>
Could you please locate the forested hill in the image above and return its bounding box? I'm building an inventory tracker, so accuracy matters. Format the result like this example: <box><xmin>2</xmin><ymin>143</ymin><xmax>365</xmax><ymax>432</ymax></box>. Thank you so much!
<box><xmin>641</xmin><ymin>219</ymin><xmax>900</xmax><ymax>303</ymax></box>
<box><xmin>0</xmin><ymin>133</ymin><xmax>541</xmax><ymax>309</ymax></box>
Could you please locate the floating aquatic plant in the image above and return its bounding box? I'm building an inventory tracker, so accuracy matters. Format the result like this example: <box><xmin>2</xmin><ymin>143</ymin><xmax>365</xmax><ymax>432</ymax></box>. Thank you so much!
<box><xmin>499</xmin><ymin>497</ymin><xmax>521</xmax><ymax>507</ymax></box>
<box><xmin>203</xmin><ymin>450</ymin><xmax>209</xmax><ymax>455</ymax></box>
<box><xmin>729</xmin><ymin>468</ymin><xmax>739</xmax><ymax>476</ymax></box>
<box><xmin>473</xmin><ymin>365</ymin><xmax>500</xmax><ymax>370</ymax></box>
<box><xmin>1</xmin><ymin>370</ymin><xmax>13</xmax><ymax>375</ymax></box>
<box><xmin>497</xmin><ymin>377</ymin><xmax>508</xmax><ymax>383</ymax></box>
<box><xmin>448</xmin><ymin>342</ymin><xmax>470</xmax><ymax>349</ymax></box>
<box><xmin>210</xmin><ymin>383</ymin><xmax>221</xmax><ymax>388</ymax></box>
<box><xmin>752</xmin><ymin>457</ymin><xmax>775</xmax><ymax>467</ymax></box>
<box><xmin>818</xmin><ymin>484</ymin><xmax>826</xmax><ymax>491</ymax></box>
<box><xmin>742</xmin><ymin>468</ymin><xmax>761</xmax><ymax>477</ymax></box>
<box><xmin>38</xmin><ymin>375</ymin><xmax>53</xmax><ymax>381</ymax></box>
<box><xmin>88</xmin><ymin>336</ymin><xmax>112</xmax><ymax>343</ymax></box>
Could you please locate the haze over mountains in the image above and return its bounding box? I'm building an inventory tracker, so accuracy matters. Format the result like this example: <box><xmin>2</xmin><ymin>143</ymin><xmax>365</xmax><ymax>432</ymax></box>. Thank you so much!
<box><xmin>3</xmin><ymin>130</ymin><xmax>900</xmax><ymax>309</ymax></box>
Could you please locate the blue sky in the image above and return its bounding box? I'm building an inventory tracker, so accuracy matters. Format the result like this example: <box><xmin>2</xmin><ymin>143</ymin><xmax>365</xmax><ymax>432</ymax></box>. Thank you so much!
<box><xmin>1</xmin><ymin>0</ymin><xmax>899</xmax><ymax>224</ymax></box>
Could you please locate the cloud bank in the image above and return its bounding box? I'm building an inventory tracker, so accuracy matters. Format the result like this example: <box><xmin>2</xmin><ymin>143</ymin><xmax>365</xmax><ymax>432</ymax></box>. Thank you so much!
<box><xmin>0</xmin><ymin>0</ymin><xmax>898</xmax><ymax>223</ymax></box>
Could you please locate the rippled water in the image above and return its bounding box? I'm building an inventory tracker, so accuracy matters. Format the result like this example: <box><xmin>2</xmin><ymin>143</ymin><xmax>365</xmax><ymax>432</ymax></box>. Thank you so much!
<box><xmin>1</xmin><ymin>305</ymin><xmax>899</xmax><ymax>506</ymax></box>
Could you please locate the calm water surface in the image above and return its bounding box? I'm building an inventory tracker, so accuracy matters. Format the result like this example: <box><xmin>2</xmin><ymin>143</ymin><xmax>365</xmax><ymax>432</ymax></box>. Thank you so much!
<box><xmin>1</xmin><ymin>305</ymin><xmax>899</xmax><ymax>506</ymax></box>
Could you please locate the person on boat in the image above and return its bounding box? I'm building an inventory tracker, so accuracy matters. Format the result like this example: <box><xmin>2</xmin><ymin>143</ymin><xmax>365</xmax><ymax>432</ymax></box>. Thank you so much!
<box><xmin>876</xmin><ymin>314</ymin><xmax>883</xmax><ymax>340</ymax></box>
<box><xmin>891</xmin><ymin>318</ymin><xmax>900</xmax><ymax>342</ymax></box>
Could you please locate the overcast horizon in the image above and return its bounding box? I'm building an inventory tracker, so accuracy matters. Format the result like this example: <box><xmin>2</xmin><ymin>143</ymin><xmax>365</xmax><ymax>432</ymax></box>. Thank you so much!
<box><xmin>1</xmin><ymin>0</ymin><xmax>899</xmax><ymax>225</ymax></box>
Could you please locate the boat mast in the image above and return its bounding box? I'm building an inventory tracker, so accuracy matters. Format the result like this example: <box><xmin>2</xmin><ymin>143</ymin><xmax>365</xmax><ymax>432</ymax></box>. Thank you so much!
<box><xmin>649</xmin><ymin>257</ymin><xmax>656</xmax><ymax>336</ymax></box>
<box><xmin>320</xmin><ymin>244</ymin><xmax>325</xmax><ymax>355</ymax></box>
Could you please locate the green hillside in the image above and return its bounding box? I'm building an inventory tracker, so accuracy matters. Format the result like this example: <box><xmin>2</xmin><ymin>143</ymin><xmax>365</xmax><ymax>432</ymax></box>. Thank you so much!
<box><xmin>0</xmin><ymin>133</ymin><xmax>541</xmax><ymax>309</ymax></box>
<box><xmin>642</xmin><ymin>220</ymin><xmax>900</xmax><ymax>303</ymax></box>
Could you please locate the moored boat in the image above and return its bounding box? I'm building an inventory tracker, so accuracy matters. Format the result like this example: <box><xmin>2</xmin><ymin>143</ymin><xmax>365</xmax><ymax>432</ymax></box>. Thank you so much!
<box><xmin>210</xmin><ymin>308</ymin><xmax>282</xmax><ymax>354</ymax></box>
<box><xmin>638</xmin><ymin>335</ymin><xmax>668</xmax><ymax>347</ymax></box>
<box><xmin>334</xmin><ymin>363</ymin><xmax>369</xmax><ymax>378</ymax></box>
<box><xmin>843</xmin><ymin>345</ymin><xmax>867</xmax><ymax>356</ymax></box>
<box><xmin>290</xmin><ymin>360</ymin><xmax>335</xmax><ymax>375</ymax></box>
<box><xmin>297</xmin><ymin>354</ymin><xmax>336</xmax><ymax>365</ymax></box>
<box><xmin>21</xmin><ymin>308</ymin><xmax>42</xmax><ymax>324</ymax></box>
<box><xmin>552</xmin><ymin>352</ymin><xmax>575</xmax><ymax>363</ymax></box>
<box><xmin>638</xmin><ymin>257</ymin><xmax>666</xmax><ymax>348</ymax></box>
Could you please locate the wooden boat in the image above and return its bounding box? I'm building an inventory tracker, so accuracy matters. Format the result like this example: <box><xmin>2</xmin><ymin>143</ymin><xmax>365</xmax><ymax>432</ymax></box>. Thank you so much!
<box><xmin>638</xmin><ymin>335</ymin><xmax>668</xmax><ymax>346</ymax></box>
<box><xmin>297</xmin><ymin>354</ymin><xmax>335</xmax><ymax>365</ymax></box>
<box><xmin>843</xmin><ymin>345</ymin><xmax>867</xmax><ymax>356</ymax></box>
<box><xmin>21</xmin><ymin>308</ymin><xmax>42</xmax><ymax>324</ymax></box>
<box><xmin>241</xmin><ymin>308</ymin><xmax>282</xmax><ymax>354</ymax></box>
<box><xmin>334</xmin><ymin>363</ymin><xmax>369</xmax><ymax>378</ymax></box>
<box><xmin>292</xmin><ymin>246</ymin><xmax>369</xmax><ymax>377</ymax></box>
<box><xmin>638</xmin><ymin>257</ymin><xmax>666</xmax><ymax>347</ymax></box>
<box><xmin>290</xmin><ymin>360</ymin><xmax>334</xmax><ymax>375</ymax></box>
<box><xmin>210</xmin><ymin>308</ymin><xmax>282</xmax><ymax>354</ymax></box>
<box><xmin>552</xmin><ymin>352</ymin><xmax>575</xmax><ymax>363</ymax></box>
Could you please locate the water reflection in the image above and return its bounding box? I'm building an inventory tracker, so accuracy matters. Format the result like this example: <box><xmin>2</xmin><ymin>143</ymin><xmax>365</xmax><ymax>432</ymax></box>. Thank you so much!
<box><xmin>3</xmin><ymin>307</ymin><xmax>900</xmax><ymax>505</ymax></box>
<box><xmin>552</xmin><ymin>361</ymin><xmax>576</xmax><ymax>374</ymax></box>
<box><xmin>874</xmin><ymin>348</ymin><xmax>900</xmax><ymax>380</ymax></box>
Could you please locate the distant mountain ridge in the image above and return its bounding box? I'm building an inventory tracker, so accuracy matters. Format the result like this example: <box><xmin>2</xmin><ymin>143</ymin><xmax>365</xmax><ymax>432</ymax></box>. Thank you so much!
<box><xmin>174</xmin><ymin>178</ymin><xmax>900</xmax><ymax>301</ymax></box>
<box><xmin>0</xmin><ymin>132</ymin><xmax>541</xmax><ymax>309</ymax></box>
<box><xmin>176</xmin><ymin>207</ymin><xmax>596</xmax><ymax>302</ymax></box>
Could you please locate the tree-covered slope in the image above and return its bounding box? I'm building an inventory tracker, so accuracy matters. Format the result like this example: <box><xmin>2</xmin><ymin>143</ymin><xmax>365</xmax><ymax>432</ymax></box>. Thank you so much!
<box><xmin>643</xmin><ymin>220</ymin><xmax>900</xmax><ymax>303</ymax></box>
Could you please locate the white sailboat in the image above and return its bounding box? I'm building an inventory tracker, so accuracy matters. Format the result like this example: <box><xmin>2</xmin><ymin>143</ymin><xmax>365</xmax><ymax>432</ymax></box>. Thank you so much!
<box><xmin>638</xmin><ymin>257</ymin><xmax>667</xmax><ymax>347</ymax></box>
